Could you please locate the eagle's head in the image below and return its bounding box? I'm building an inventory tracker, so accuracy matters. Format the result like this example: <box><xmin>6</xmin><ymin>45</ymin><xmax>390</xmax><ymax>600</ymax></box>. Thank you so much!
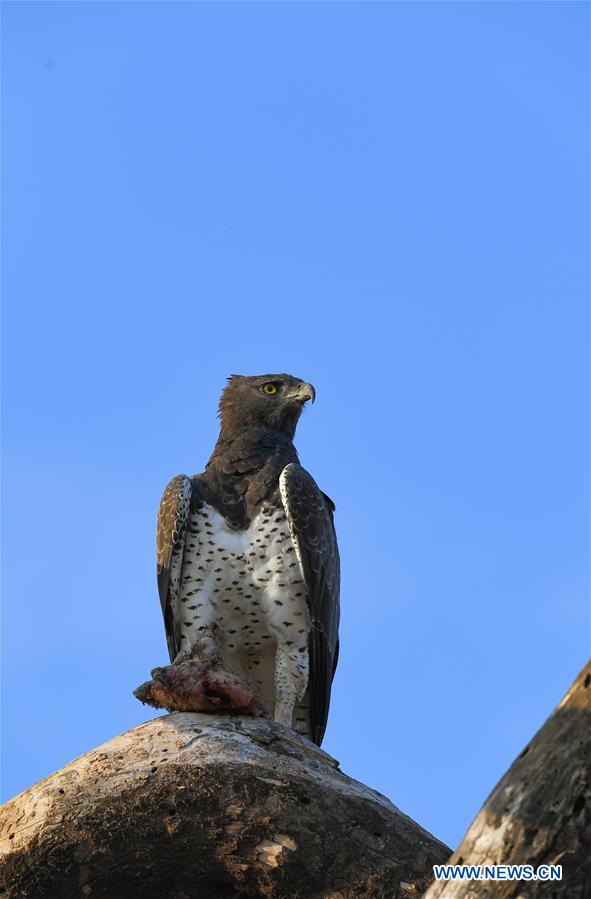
<box><xmin>219</xmin><ymin>373</ymin><xmax>316</xmax><ymax>438</ymax></box>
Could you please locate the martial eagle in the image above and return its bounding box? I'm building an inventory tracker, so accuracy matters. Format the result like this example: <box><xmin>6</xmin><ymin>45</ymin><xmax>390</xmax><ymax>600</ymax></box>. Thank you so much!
<box><xmin>155</xmin><ymin>374</ymin><xmax>340</xmax><ymax>746</ymax></box>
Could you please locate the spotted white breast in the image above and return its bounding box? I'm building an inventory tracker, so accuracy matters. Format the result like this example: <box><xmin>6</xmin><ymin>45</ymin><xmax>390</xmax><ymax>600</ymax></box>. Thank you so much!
<box><xmin>174</xmin><ymin>502</ymin><xmax>312</xmax><ymax>737</ymax></box>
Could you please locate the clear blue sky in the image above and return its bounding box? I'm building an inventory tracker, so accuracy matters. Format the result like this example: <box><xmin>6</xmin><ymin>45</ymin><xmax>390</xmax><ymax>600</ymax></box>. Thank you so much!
<box><xmin>2</xmin><ymin>2</ymin><xmax>588</xmax><ymax>851</ymax></box>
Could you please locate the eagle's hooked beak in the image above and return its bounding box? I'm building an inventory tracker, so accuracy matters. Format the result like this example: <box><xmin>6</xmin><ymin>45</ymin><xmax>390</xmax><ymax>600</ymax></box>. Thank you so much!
<box><xmin>289</xmin><ymin>382</ymin><xmax>315</xmax><ymax>404</ymax></box>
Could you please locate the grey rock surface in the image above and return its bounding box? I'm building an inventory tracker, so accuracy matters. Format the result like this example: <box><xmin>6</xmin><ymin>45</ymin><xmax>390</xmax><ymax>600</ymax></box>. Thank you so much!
<box><xmin>0</xmin><ymin>713</ymin><xmax>450</xmax><ymax>898</ymax></box>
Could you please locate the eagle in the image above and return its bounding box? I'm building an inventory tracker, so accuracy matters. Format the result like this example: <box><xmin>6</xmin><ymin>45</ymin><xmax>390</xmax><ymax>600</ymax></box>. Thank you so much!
<box><xmin>154</xmin><ymin>374</ymin><xmax>340</xmax><ymax>746</ymax></box>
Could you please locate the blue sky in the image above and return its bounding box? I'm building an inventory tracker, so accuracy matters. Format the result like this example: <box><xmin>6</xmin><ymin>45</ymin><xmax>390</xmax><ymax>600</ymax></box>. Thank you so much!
<box><xmin>2</xmin><ymin>1</ymin><xmax>588</xmax><ymax>851</ymax></box>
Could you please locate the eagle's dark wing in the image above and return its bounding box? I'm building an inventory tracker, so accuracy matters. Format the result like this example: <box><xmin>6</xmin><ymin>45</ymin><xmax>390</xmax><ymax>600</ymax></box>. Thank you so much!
<box><xmin>279</xmin><ymin>463</ymin><xmax>340</xmax><ymax>746</ymax></box>
<box><xmin>156</xmin><ymin>474</ymin><xmax>203</xmax><ymax>662</ymax></box>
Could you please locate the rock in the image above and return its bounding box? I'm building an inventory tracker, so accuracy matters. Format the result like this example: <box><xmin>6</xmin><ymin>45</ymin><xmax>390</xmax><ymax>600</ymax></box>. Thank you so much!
<box><xmin>423</xmin><ymin>660</ymin><xmax>591</xmax><ymax>898</ymax></box>
<box><xmin>0</xmin><ymin>714</ymin><xmax>450</xmax><ymax>898</ymax></box>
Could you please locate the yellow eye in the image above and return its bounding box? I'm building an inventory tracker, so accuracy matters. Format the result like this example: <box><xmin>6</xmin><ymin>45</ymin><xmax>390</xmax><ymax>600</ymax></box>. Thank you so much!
<box><xmin>262</xmin><ymin>383</ymin><xmax>278</xmax><ymax>395</ymax></box>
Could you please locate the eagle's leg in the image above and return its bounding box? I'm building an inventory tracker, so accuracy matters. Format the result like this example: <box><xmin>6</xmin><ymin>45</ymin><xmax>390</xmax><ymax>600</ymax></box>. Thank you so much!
<box><xmin>176</xmin><ymin>621</ymin><xmax>222</xmax><ymax>665</ymax></box>
<box><xmin>273</xmin><ymin>643</ymin><xmax>309</xmax><ymax>728</ymax></box>
<box><xmin>172</xmin><ymin>647</ymin><xmax>192</xmax><ymax>666</ymax></box>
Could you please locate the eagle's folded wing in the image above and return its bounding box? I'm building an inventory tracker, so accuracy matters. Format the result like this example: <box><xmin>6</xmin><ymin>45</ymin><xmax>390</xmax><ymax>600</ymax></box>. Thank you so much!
<box><xmin>156</xmin><ymin>474</ymin><xmax>202</xmax><ymax>662</ymax></box>
<box><xmin>279</xmin><ymin>463</ymin><xmax>340</xmax><ymax>745</ymax></box>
